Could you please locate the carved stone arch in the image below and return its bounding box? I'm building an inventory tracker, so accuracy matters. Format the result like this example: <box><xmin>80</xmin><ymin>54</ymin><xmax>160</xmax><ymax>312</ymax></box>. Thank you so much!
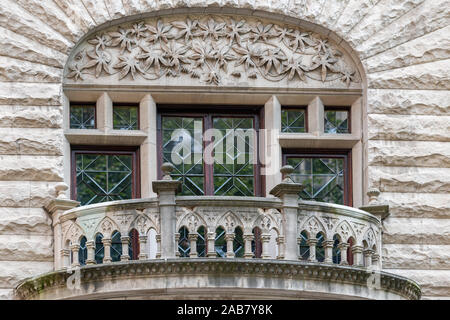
<box><xmin>64</xmin><ymin>11</ymin><xmax>363</xmax><ymax>90</ymax></box>
<box><xmin>255</xmin><ymin>208</ymin><xmax>282</xmax><ymax>234</ymax></box>
<box><xmin>64</xmin><ymin>222</ymin><xmax>84</xmax><ymax>244</ymax></box>
<box><xmin>300</xmin><ymin>216</ymin><xmax>327</xmax><ymax>239</ymax></box>
<box><xmin>363</xmin><ymin>228</ymin><xmax>377</xmax><ymax>249</ymax></box>
<box><xmin>131</xmin><ymin>214</ymin><xmax>157</xmax><ymax>236</ymax></box>
<box><xmin>334</xmin><ymin>220</ymin><xmax>356</xmax><ymax>243</ymax></box>
<box><xmin>217</xmin><ymin>211</ymin><xmax>243</xmax><ymax>233</ymax></box>
<box><xmin>95</xmin><ymin>216</ymin><xmax>120</xmax><ymax>239</ymax></box>
<box><xmin>176</xmin><ymin>208</ymin><xmax>207</xmax><ymax>233</ymax></box>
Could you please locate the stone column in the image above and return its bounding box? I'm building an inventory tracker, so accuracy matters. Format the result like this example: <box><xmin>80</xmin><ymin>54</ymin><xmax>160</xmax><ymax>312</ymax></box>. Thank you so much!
<box><xmin>86</xmin><ymin>240</ymin><xmax>95</xmax><ymax>265</ymax></box>
<box><xmin>276</xmin><ymin>236</ymin><xmax>285</xmax><ymax>259</ymax></box>
<box><xmin>121</xmin><ymin>236</ymin><xmax>130</xmax><ymax>261</ymax></box>
<box><xmin>324</xmin><ymin>240</ymin><xmax>334</xmax><ymax>264</ymax></box>
<box><xmin>155</xmin><ymin>234</ymin><xmax>161</xmax><ymax>259</ymax></box>
<box><xmin>61</xmin><ymin>249</ymin><xmax>70</xmax><ymax>268</ymax></box>
<box><xmin>352</xmin><ymin>245</ymin><xmax>363</xmax><ymax>266</ymax></box>
<box><xmin>269</xmin><ymin>166</ymin><xmax>303</xmax><ymax>261</ymax></box>
<box><xmin>138</xmin><ymin>235</ymin><xmax>148</xmax><ymax>260</ymax></box>
<box><xmin>225</xmin><ymin>233</ymin><xmax>235</xmax><ymax>258</ymax></box>
<box><xmin>188</xmin><ymin>234</ymin><xmax>198</xmax><ymax>258</ymax></box>
<box><xmin>338</xmin><ymin>243</ymin><xmax>349</xmax><ymax>265</ymax></box>
<box><xmin>175</xmin><ymin>233</ymin><xmax>180</xmax><ymax>257</ymax></box>
<box><xmin>243</xmin><ymin>233</ymin><xmax>254</xmax><ymax>259</ymax></box>
<box><xmin>152</xmin><ymin>163</ymin><xmax>182</xmax><ymax>259</ymax></box>
<box><xmin>70</xmin><ymin>244</ymin><xmax>80</xmax><ymax>267</ymax></box>
<box><xmin>45</xmin><ymin>183</ymin><xmax>80</xmax><ymax>270</ymax></box>
<box><xmin>102</xmin><ymin>238</ymin><xmax>112</xmax><ymax>263</ymax></box>
<box><xmin>261</xmin><ymin>234</ymin><xmax>271</xmax><ymax>259</ymax></box>
<box><xmin>207</xmin><ymin>232</ymin><xmax>216</xmax><ymax>258</ymax></box>
<box><xmin>364</xmin><ymin>249</ymin><xmax>374</xmax><ymax>267</ymax></box>
<box><xmin>307</xmin><ymin>239</ymin><xmax>318</xmax><ymax>262</ymax></box>
<box><xmin>372</xmin><ymin>253</ymin><xmax>381</xmax><ymax>270</ymax></box>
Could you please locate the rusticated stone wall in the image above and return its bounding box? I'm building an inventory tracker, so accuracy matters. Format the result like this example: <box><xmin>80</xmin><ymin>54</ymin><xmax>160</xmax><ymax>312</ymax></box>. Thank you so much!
<box><xmin>0</xmin><ymin>0</ymin><xmax>449</xmax><ymax>300</ymax></box>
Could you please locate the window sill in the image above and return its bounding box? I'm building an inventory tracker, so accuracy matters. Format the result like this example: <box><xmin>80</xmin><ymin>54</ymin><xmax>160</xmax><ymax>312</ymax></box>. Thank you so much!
<box><xmin>278</xmin><ymin>133</ymin><xmax>360</xmax><ymax>149</ymax></box>
<box><xmin>65</xmin><ymin>129</ymin><xmax>147</xmax><ymax>146</ymax></box>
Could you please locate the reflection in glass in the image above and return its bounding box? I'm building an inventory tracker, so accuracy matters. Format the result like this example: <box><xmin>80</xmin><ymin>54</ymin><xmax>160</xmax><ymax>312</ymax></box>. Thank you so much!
<box><xmin>324</xmin><ymin>110</ymin><xmax>349</xmax><ymax>134</ymax></box>
<box><xmin>70</xmin><ymin>104</ymin><xmax>95</xmax><ymax>129</ymax></box>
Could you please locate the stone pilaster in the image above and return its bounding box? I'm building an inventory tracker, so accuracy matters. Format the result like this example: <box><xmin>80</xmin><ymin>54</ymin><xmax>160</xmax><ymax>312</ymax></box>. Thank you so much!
<box><xmin>207</xmin><ymin>232</ymin><xmax>216</xmax><ymax>258</ymax></box>
<box><xmin>243</xmin><ymin>234</ymin><xmax>254</xmax><ymax>259</ymax></box>
<box><xmin>138</xmin><ymin>235</ymin><xmax>148</xmax><ymax>260</ymax></box>
<box><xmin>269</xmin><ymin>165</ymin><xmax>303</xmax><ymax>261</ymax></box>
<box><xmin>338</xmin><ymin>243</ymin><xmax>350</xmax><ymax>265</ymax></box>
<box><xmin>352</xmin><ymin>245</ymin><xmax>364</xmax><ymax>266</ymax></box>
<box><xmin>120</xmin><ymin>236</ymin><xmax>130</xmax><ymax>261</ymax></box>
<box><xmin>86</xmin><ymin>241</ymin><xmax>95</xmax><ymax>265</ymax></box>
<box><xmin>188</xmin><ymin>234</ymin><xmax>198</xmax><ymax>258</ymax></box>
<box><xmin>225</xmin><ymin>233</ymin><xmax>235</xmax><ymax>258</ymax></box>
<box><xmin>152</xmin><ymin>163</ymin><xmax>182</xmax><ymax>259</ymax></box>
<box><xmin>324</xmin><ymin>240</ymin><xmax>334</xmax><ymax>264</ymax></box>
<box><xmin>276</xmin><ymin>236</ymin><xmax>285</xmax><ymax>260</ymax></box>
<box><xmin>307</xmin><ymin>239</ymin><xmax>318</xmax><ymax>262</ymax></box>
<box><xmin>102</xmin><ymin>238</ymin><xmax>112</xmax><ymax>263</ymax></box>
<box><xmin>261</xmin><ymin>234</ymin><xmax>271</xmax><ymax>259</ymax></box>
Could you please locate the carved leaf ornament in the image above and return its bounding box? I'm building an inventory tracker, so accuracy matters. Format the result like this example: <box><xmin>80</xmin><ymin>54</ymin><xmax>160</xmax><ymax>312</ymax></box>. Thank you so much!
<box><xmin>66</xmin><ymin>16</ymin><xmax>360</xmax><ymax>86</ymax></box>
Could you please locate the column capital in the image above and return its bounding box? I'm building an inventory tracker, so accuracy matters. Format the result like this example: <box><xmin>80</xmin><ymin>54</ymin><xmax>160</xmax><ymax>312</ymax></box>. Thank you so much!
<box><xmin>363</xmin><ymin>249</ymin><xmax>374</xmax><ymax>256</ymax></box>
<box><xmin>139</xmin><ymin>235</ymin><xmax>148</xmax><ymax>242</ymax></box>
<box><xmin>306</xmin><ymin>239</ymin><xmax>318</xmax><ymax>246</ymax></box>
<box><xmin>102</xmin><ymin>238</ymin><xmax>112</xmax><ymax>245</ymax></box>
<box><xmin>323</xmin><ymin>240</ymin><xmax>335</xmax><ymax>247</ymax></box>
<box><xmin>352</xmin><ymin>245</ymin><xmax>364</xmax><ymax>253</ymax></box>
<box><xmin>188</xmin><ymin>233</ymin><xmax>198</xmax><ymax>241</ymax></box>
<box><xmin>120</xmin><ymin>236</ymin><xmax>130</xmax><ymax>243</ymax></box>
<box><xmin>70</xmin><ymin>244</ymin><xmax>80</xmax><ymax>251</ymax></box>
<box><xmin>225</xmin><ymin>233</ymin><xmax>235</xmax><ymax>241</ymax></box>
<box><xmin>338</xmin><ymin>243</ymin><xmax>350</xmax><ymax>250</ymax></box>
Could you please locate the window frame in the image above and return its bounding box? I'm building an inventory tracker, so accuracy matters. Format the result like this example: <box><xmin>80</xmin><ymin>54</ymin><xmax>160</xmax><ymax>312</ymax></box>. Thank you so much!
<box><xmin>282</xmin><ymin>148</ymin><xmax>353</xmax><ymax>206</ymax></box>
<box><xmin>156</xmin><ymin>105</ymin><xmax>264</xmax><ymax>197</ymax></box>
<box><xmin>70</xmin><ymin>145</ymin><xmax>141</xmax><ymax>203</ymax></box>
<box><xmin>323</xmin><ymin>106</ymin><xmax>351</xmax><ymax>134</ymax></box>
<box><xmin>69</xmin><ymin>102</ymin><xmax>97</xmax><ymax>129</ymax></box>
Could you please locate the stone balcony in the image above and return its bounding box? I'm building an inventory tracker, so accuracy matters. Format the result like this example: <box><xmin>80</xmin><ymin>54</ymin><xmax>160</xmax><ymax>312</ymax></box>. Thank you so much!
<box><xmin>14</xmin><ymin>165</ymin><xmax>421</xmax><ymax>300</ymax></box>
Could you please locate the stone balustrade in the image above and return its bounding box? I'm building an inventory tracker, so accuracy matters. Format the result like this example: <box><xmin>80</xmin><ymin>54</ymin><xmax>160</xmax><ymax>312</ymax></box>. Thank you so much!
<box><xmin>47</xmin><ymin>164</ymin><xmax>383</xmax><ymax>271</ymax></box>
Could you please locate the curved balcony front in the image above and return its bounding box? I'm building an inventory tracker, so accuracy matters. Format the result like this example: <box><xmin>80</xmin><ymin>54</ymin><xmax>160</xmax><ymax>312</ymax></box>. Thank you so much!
<box><xmin>14</xmin><ymin>194</ymin><xmax>421</xmax><ymax>300</ymax></box>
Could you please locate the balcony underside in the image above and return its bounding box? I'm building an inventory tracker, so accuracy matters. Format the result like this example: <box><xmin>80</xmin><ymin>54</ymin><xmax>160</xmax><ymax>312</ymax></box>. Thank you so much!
<box><xmin>15</xmin><ymin>259</ymin><xmax>420</xmax><ymax>300</ymax></box>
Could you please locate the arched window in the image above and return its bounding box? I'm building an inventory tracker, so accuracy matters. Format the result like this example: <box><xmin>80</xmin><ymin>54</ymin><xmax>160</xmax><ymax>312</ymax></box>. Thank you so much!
<box><xmin>316</xmin><ymin>232</ymin><xmax>325</xmax><ymax>262</ymax></box>
<box><xmin>252</xmin><ymin>227</ymin><xmax>262</xmax><ymax>258</ymax></box>
<box><xmin>147</xmin><ymin>228</ymin><xmax>157</xmax><ymax>259</ymax></box>
<box><xmin>333</xmin><ymin>235</ymin><xmax>341</xmax><ymax>264</ymax></box>
<box><xmin>178</xmin><ymin>226</ymin><xmax>190</xmax><ymax>257</ymax></box>
<box><xmin>111</xmin><ymin>231</ymin><xmax>122</xmax><ymax>262</ymax></box>
<box><xmin>128</xmin><ymin>229</ymin><xmax>140</xmax><ymax>260</ymax></box>
<box><xmin>215</xmin><ymin>227</ymin><xmax>226</xmax><ymax>258</ymax></box>
<box><xmin>78</xmin><ymin>236</ymin><xmax>87</xmax><ymax>266</ymax></box>
<box><xmin>196</xmin><ymin>226</ymin><xmax>207</xmax><ymax>258</ymax></box>
<box><xmin>299</xmin><ymin>231</ymin><xmax>309</xmax><ymax>260</ymax></box>
<box><xmin>233</xmin><ymin>227</ymin><xmax>244</xmax><ymax>258</ymax></box>
<box><xmin>95</xmin><ymin>233</ymin><xmax>104</xmax><ymax>264</ymax></box>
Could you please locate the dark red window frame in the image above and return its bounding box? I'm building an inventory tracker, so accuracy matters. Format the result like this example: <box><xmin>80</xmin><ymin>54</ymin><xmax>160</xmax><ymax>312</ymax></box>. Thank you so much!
<box><xmin>70</xmin><ymin>145</ymin><xmax>141</xmax><ymax>202</ymax></box>
<box><xmin>282</xmin><ymin>149</ymin><xmax>353</xmax><ymax>206</ymax></box>
<box><xmin>157</xmin><ymin>105</ymin><xmax>265</xmax><ymax>197</ymax></box>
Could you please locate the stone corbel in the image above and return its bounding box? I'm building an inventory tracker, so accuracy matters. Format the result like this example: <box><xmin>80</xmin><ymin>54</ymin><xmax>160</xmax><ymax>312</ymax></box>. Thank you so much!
<box><xmin>359</xmin><ymin>188</ymin><xmax>390</xmax><ymax>221</ymax></box>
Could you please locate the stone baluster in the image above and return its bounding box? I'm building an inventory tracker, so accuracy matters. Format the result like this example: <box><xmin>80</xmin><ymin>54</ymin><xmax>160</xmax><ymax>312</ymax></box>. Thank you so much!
<box><xmin>207</xmin><ymin>232</ymin><xmax>216</xmax><ymax>258</ymax></box>
<box><xmin>121</xmin><ymin>236</ymin><xmax>130</xmax><ymax>261</ymax></box>
<box><xmin>352</xmin><ymin>245</ymin><xmax>363</xmax><ymax>266</ymax></box>
<box><xmin>364</xmin><ymin>249</ymin><xmax>374</xmax><ymax>267</ymax></box>
<box><xmin>243</xmin><ymin>233</ymin><xmax>254</xmax><ymax>259</ymax></box>
<box><xmin>188</xmin><ymin>234</ymin><xmax>198</xmax><ymax>258</ymax></box>
<box><xmin>102</xmin><ymin>238</ymin><xmax>112</xmax><ymax>263</ymax></box>
<box><xmin>269</xmin><ymin>165</ymin><xmax>303</xmax><ymax>261</ymax></box>
<box><xmin>175</xmin><ymin>233</ymin><xmax>180</xmax><ymax>257</ymax></box>
<box><xmin>138</xmin><ymin>235</ymin><xmax>148</xmax><ymax>260</ymax></box>
<box><xmin>225</xmin><ymin>233</ymin><xmax>235</xmax><ymax>258</ymax></box>
<box><xmin>70</xmin><ymin>244</ymin><xmax>80</xmax><ymax>267</ymax></box>
<box><xmin>324</xmin><ymin>240</ymin><xmax>334</xmax><ymax>264</ymax></box>
<box><xmin>261</xmin><ymin>234</ymin><xmax>271</xmax><ymax>259</ymax></box>
<box><xmin>276</xmin><ymin>236</ymin><xmax>285</xmax><ymax>259</ymax></box>
<box><xmin>45</xmin><ymin>183</ymin><xmax>80</xmax><ymax>270</ymax></box>
<box><xmin>86</xmin><ymin>240</ymin><xmax>96</xmax><ymax>265</ymax></box>
<box><xmin>307</xmin><ymin>239</ymin><xmax>318</xmax><ymax>262</ymax></box>
<box><xmin>338</xmin><ymin>243</ymin><xmax>349</xmax><ymax>265</ymax></box>
<box><xmin>152</xmin><ymin>163</ymin><xmax>182</xmax><ymax>259</ymax></box>
<box><xmin>155</xmin><ymin>234</ymin><xmax>161</xmax><ymax>258</ymax></box>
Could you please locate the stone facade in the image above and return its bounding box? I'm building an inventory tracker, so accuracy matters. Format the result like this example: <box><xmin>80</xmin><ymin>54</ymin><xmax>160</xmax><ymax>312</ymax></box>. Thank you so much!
<box><xmin>0</xmin><ymin>0</ymin><xmax>449</xmax><ymax>300</ymax></box>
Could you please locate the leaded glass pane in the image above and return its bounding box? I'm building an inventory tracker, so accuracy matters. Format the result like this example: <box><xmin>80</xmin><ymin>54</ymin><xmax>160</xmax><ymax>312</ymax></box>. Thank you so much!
<box><xmin>113</xmin><ymin>105</ymin><xmax>139</xmax><ymax>130</ymax></box>
<box><xmin>215</xmin><ymin>227</ymin><xmax>226</xmax><ymax>258</ymax></box>
<box><xmin>299</xmin><ymin>231</ymin><xmax>309</xmax><ymax>260</ymax></box>
<box><xmin>316</xmin><ymin>233</ymin><xmax>325</xmax><ymax>262</ymax></box>
<box><xmin>233</xmin><ymin>227</ymin><xmax>244</xmax><ymax>257</ymax></box>
<box><xmin>178</xmin><ymin>227</ymin><xmax>190</xmax><ymax>257</ymax></box>
<box><xmin>281</xmin><ymin>108</ymin><xmax>306</xmax><ymax>133</ymax></box>
<box><xmin>70</xmin><ymin>104</ymin><xmax>95</xmax><ymax>129</ymax></box>
<box><xmin>95</xmin><ymin>233</ymin><xmax>104</xmax><ymax>264</ymax></box>
<box><xmin>324</xmin><ymin>110</ymin><xmax>349</xmax><ymax>134</ymax></box>
<box><xmin>76</xmin><ymin>153</ymin><xmax>133</xmax><ymax>205</ymax></box>
<box><xmin>78</xmin><ymin>236</ymin><xmax>87</xmax><ymax>266</ymax></box>
<box><xmin>213</xmin><ymin>117</ymin><xmax>255</xmax><ymax>196</ymax></box>
<box><xmin>196</xmin><ymin>226</ymin><xmax>206</xmax><ymax>257</ymax></box>
<box><xmin>333</xmin><ymin>235</ymin><xmax>341</xmax><ymax>264</ymax></box>
<box><xmin>288</xmin><ymin>157</ymin><xmax>345</xmax><ymax>205</ymax></box>
<box><xmin>111</xmin><ymin>231</ymin><xmax>122</xmax><ymax>262</ymax></box>
<box><xmin>162</xmin><ymin>116</ymin><xmax>204</xmax><ymax>196</ymax></box>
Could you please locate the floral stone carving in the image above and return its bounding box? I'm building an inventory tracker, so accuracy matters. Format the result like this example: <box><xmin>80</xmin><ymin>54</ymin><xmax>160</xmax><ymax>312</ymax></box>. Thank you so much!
<box><xmin>65</xmin><ymin>15</ymin><xmax>361</xmax><ymax>88</ymax></box>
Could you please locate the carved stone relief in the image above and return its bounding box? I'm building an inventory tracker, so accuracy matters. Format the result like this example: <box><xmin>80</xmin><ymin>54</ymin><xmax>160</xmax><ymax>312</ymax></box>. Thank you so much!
<box><xmin>65</xmin><ymin>15</ymin><xmax>361</xmax><ymax>89</ymax></box>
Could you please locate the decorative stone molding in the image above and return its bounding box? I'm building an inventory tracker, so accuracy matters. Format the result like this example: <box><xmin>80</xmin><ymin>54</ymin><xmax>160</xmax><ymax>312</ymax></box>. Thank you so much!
<box><xmin>65</xmin><ymin>15</ymin><xmax>361</xmax><ymax>89</ymax></box>
<box><xmin>14</xmin><ymin>259</ymin><xmax>421</xmax><ymax>300</ymax></box>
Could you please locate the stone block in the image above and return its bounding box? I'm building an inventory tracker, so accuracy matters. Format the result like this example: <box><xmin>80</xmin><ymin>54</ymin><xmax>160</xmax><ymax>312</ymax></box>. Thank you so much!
<box><xmin>0</xmin><ymin>128</ymin><xmax>63</xmax><ymax>155</ymax></box>
<box><xmin>0</xmin><ymin>155</ymin><xmax>63</xmax><ymax>182</ymax></box>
